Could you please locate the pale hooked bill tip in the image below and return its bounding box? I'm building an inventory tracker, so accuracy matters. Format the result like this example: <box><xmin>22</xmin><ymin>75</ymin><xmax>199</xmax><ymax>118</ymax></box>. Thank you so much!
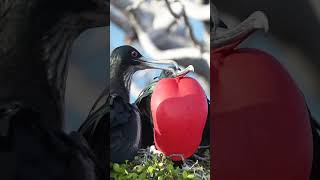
<box><xmin>186</xmin><ymin>65</ymin><xmax>195</xmax><ymax>72</ymax></box>
<box><xmin>251</xmin><ymin>11</ymin><xmax>269</xmax><ymax>33</ymax></box>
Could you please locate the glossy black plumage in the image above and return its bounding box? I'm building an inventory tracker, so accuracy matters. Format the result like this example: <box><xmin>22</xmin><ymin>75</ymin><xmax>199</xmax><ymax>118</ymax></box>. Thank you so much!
<box><xmin>0</xmin><ymin>0</ymin><xmax>108</xmax><ymax>179</ymax></box>
<box><xmin>78</xmin><ymin>90</ymin><xmax>141</xmax><ymax>165</ymax></box>
<box><xmin>79</xmin><ymin>46</ymin><xmax>155</xmax><ymax>165</ymax></box>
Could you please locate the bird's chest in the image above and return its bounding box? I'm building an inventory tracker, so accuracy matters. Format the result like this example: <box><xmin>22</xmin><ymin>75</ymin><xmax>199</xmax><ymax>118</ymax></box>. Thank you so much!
<box><xmin>110</xmin><ymin>95</ymin><xmax>140</xmax><ymax>128</ymax></box>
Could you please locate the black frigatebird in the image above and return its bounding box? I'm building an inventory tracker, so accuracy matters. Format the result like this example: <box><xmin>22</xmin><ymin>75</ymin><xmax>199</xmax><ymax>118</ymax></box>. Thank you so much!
<box><xmin>0</xmin><ymin>0</ymin><xmax>108</xmax><ymax>179</ymax></box>
<box><xmin>0</xmin><ymin>0</ymin><xmax>108</xmax><ymax>129</ymax></box>
<box><xmin>78</xmin><ymin>45</ymin><xmax>178</xmax><ymax>165</ymax></box>
<box><xmin>211</xmin><ymin>7</ymin><xmax>320</xmax><ymax>179</ymax></box>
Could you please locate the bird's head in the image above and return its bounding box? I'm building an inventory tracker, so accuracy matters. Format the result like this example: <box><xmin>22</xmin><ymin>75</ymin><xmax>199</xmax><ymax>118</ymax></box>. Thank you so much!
<box><xmin>211</xmin><ymin>11</ymin><xmax>269</xmax><ymax>49</ymax></box>
<box><xmin>27</xmin><ymin>0</ymin><xmax>109</xmax><ymax>126</ymax></box>
<box><xmin>111</xmin><ymin>45</ymin><xmax>178</xmax><ymax>75</ymax></box>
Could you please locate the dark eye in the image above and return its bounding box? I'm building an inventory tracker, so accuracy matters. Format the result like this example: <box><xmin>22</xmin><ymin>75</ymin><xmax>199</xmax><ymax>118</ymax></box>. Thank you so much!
<box><xmin>131</xmin><ymin>51</ymin><xmax>138</xmax><ymax>58</ymax></box>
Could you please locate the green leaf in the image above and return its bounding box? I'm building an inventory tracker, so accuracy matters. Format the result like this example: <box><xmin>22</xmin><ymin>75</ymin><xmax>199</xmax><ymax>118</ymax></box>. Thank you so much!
<box><xmin>133</xmin><ymin>165</ymin><xmax>144</xmax><ymax>173</ymax></box>
<box><xmin>139</xmin><ymin>172</ymin><xmax>147</xmax><ymax>179</ymax></box>
<box><xmin>147</xmin><ymin>166</ymin><xmax>155</xmax><ymax>174</ymax></box>
<box><xmin>168</xmin><ymin>164</ymin><xmax>174</xmax><ymax>172</ymax></box>
<box><xmin>113</xmin><ymin>163</ymin><xmax>122</xmax><ymax>173</ymax></box>
<box><xmin>187</xmin><ymin>174</ymin><xmax>195</xmax><ymax>179</ymax></box>
<box><xmin>182</xmin><ymin>171</ymin><xmax>188</xmax><ymax>178</ymax></box>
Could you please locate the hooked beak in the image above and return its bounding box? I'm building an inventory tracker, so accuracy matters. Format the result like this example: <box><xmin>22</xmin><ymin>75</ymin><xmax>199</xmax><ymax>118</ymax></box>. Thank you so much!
<box><xmin>211</xmin><ymin>11</ymin><xmax>269</xmax><ymax>48</ymax></box>
<box><xmin>133</xmin><ymin>57</ymin><xmax>179</xmax><ymax>76</ymax></box>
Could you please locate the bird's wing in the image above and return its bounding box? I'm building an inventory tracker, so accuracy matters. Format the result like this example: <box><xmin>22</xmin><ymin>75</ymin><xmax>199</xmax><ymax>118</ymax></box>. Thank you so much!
<box><xmin>134</xmin><ymin>81</ymin><xmax>157</xmax><ymax>148</ymax></box>
<box><xmin>79</xmin><ymin>87</ymin><xmax>109</xmax><ymax>136</ymax></box>
<box><xmin>78</xmin><ymin>88</ymin><xmax>109</xmax><ymax>170</ymax></box>
<box><xmin>135</xmin><ymin>81</ymin><xmax>156</xmax><ymax>121</ymax></box>
<box><xmin>78</xmin><ymin>90</ymin><xmax>142</xmax><ymax>164</ymax></box>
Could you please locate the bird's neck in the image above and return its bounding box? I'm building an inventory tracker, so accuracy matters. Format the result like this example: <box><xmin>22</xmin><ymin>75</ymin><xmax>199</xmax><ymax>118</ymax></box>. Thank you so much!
<box><xmin>110</xmin><ymin>66</ymin><xmax>136</xmax><ymax>102</ymax></box>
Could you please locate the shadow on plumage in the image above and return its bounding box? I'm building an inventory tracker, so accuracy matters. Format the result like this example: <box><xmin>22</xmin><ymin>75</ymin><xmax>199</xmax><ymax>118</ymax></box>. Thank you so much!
<box><xmin>0</xmin><ymin>0</ymin><xmax>108</xmax><ymax>179</ymax></box>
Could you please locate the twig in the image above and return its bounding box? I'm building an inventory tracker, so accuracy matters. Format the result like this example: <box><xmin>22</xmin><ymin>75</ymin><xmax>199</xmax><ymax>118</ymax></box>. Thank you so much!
<box><xmin>164</xmin><ymin>0</ymin><xmax>181</xmax><ymax>18</ymax></box>
<box><xmin>193</xmin><ymin>153</ymin><xmax>210</xmax><ymax>162</ymax></box>
<box><xmin>125</xmin><ymin>0</ymin><xmax>144</xmax><ymax>11</ymax></box>
<box><xmin>164</xmin><ymin>0</ymin><xmax>200</xmax><ymax>47</ymax></box>
<box><xmin>198</xmin><ymin>145</ymin><xmax>210</xmax><ymax>149</ymax></box>
<box><xmin>128</xmin><ymin>10</ymin><xmax>209</xmax><ymax>62</ymax></box>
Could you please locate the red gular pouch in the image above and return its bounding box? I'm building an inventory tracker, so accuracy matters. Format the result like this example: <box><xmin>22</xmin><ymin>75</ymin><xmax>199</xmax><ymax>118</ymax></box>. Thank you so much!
<box><xmin>151</xmin><ymin>77</ymin><xmax>208</xmax><ymax>161</ymax></box>
<box><xmin>211</xmin><ymin>42</ymin><xmax>313</xmax><ymax>179</ymax></box>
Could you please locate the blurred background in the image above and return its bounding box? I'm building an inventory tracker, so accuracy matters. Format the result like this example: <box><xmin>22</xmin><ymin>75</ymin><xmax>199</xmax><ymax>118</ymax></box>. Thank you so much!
<box><xmin>64</xmin><ymin>27</ymin><xmax>108</xmax><ymax>132</ymax></box>
<box><xmin>63</xmin><ymin>0</ymin><xmax>320</xmax><ymax>132</ymax></box>
<box><xmin>214</xmin><ymin>0</ymin><xmax>320</xmax><ymax>123</ymax></box>
<box><xmin>110</xmin><ymin>0</ymin><xmax>210</xmax><ymax>104</ymax></box>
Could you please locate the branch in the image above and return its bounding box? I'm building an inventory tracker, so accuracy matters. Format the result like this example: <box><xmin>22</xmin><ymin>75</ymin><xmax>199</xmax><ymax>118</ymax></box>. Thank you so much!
<box><xmin>164</xmin><ymin>0</ymin><xmax>200</xmax><ymax>47</ymax></box>
<box><xmin>181</xmin><ymin>0</ymin><xmax>210</xmax><ymax>20</ymax></box>
<box><xmin>111</xmin><ymin>0</ymin><xmax>210</xmax><ymax>81</ymax></box>
<box><xmin>129</xmin><ymin>11</ymin><xmax>209</xmax><ymax>65</ymax></box>
<box><xmin>163</xmin><ymin>0</ymin><xmax>210</xmax><ymax>21</ymax></box>
<box><xmin>110</xmin><ymin>3</ymin><xmax>134</xmax><ymax>35</ymax></box>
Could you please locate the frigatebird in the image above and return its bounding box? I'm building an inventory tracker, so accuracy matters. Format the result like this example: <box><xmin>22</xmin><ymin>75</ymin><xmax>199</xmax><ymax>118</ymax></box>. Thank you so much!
<box><xmin>211</xmin><ymin>8</ymin><xmax>320</xmax><ymax>179</ymax></box>
<box><xmin>78</xmin><ymin>45</ymin><xmax>178</xmax><ymax>165</ymax></box>
<box><xmin>0</xmin><ymin>0</ymin><xmax>108</xmax><ymax>179</ymax></box>
<box><xmin>134</xmin><ymin>69</ymin><xmax>211</xmax><ymax>149</ymax></box>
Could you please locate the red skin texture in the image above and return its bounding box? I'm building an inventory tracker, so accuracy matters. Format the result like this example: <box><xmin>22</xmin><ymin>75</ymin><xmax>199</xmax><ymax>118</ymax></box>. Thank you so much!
<box><xmin>211</xmin><ymin>47</ymin><xmax>313</xmax><ymax>180</ymax></box>
<box><xmin>151</xmin><ymin>77</ymin><xmax>208</xmax><ymax>161</ymax></box>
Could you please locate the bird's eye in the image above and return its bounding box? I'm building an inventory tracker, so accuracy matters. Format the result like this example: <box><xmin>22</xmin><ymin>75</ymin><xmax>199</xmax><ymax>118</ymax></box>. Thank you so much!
<box><xmin>131</xmin><ymin>51</ymin><xmax>138</xmax><ymax>58</ymax></box>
